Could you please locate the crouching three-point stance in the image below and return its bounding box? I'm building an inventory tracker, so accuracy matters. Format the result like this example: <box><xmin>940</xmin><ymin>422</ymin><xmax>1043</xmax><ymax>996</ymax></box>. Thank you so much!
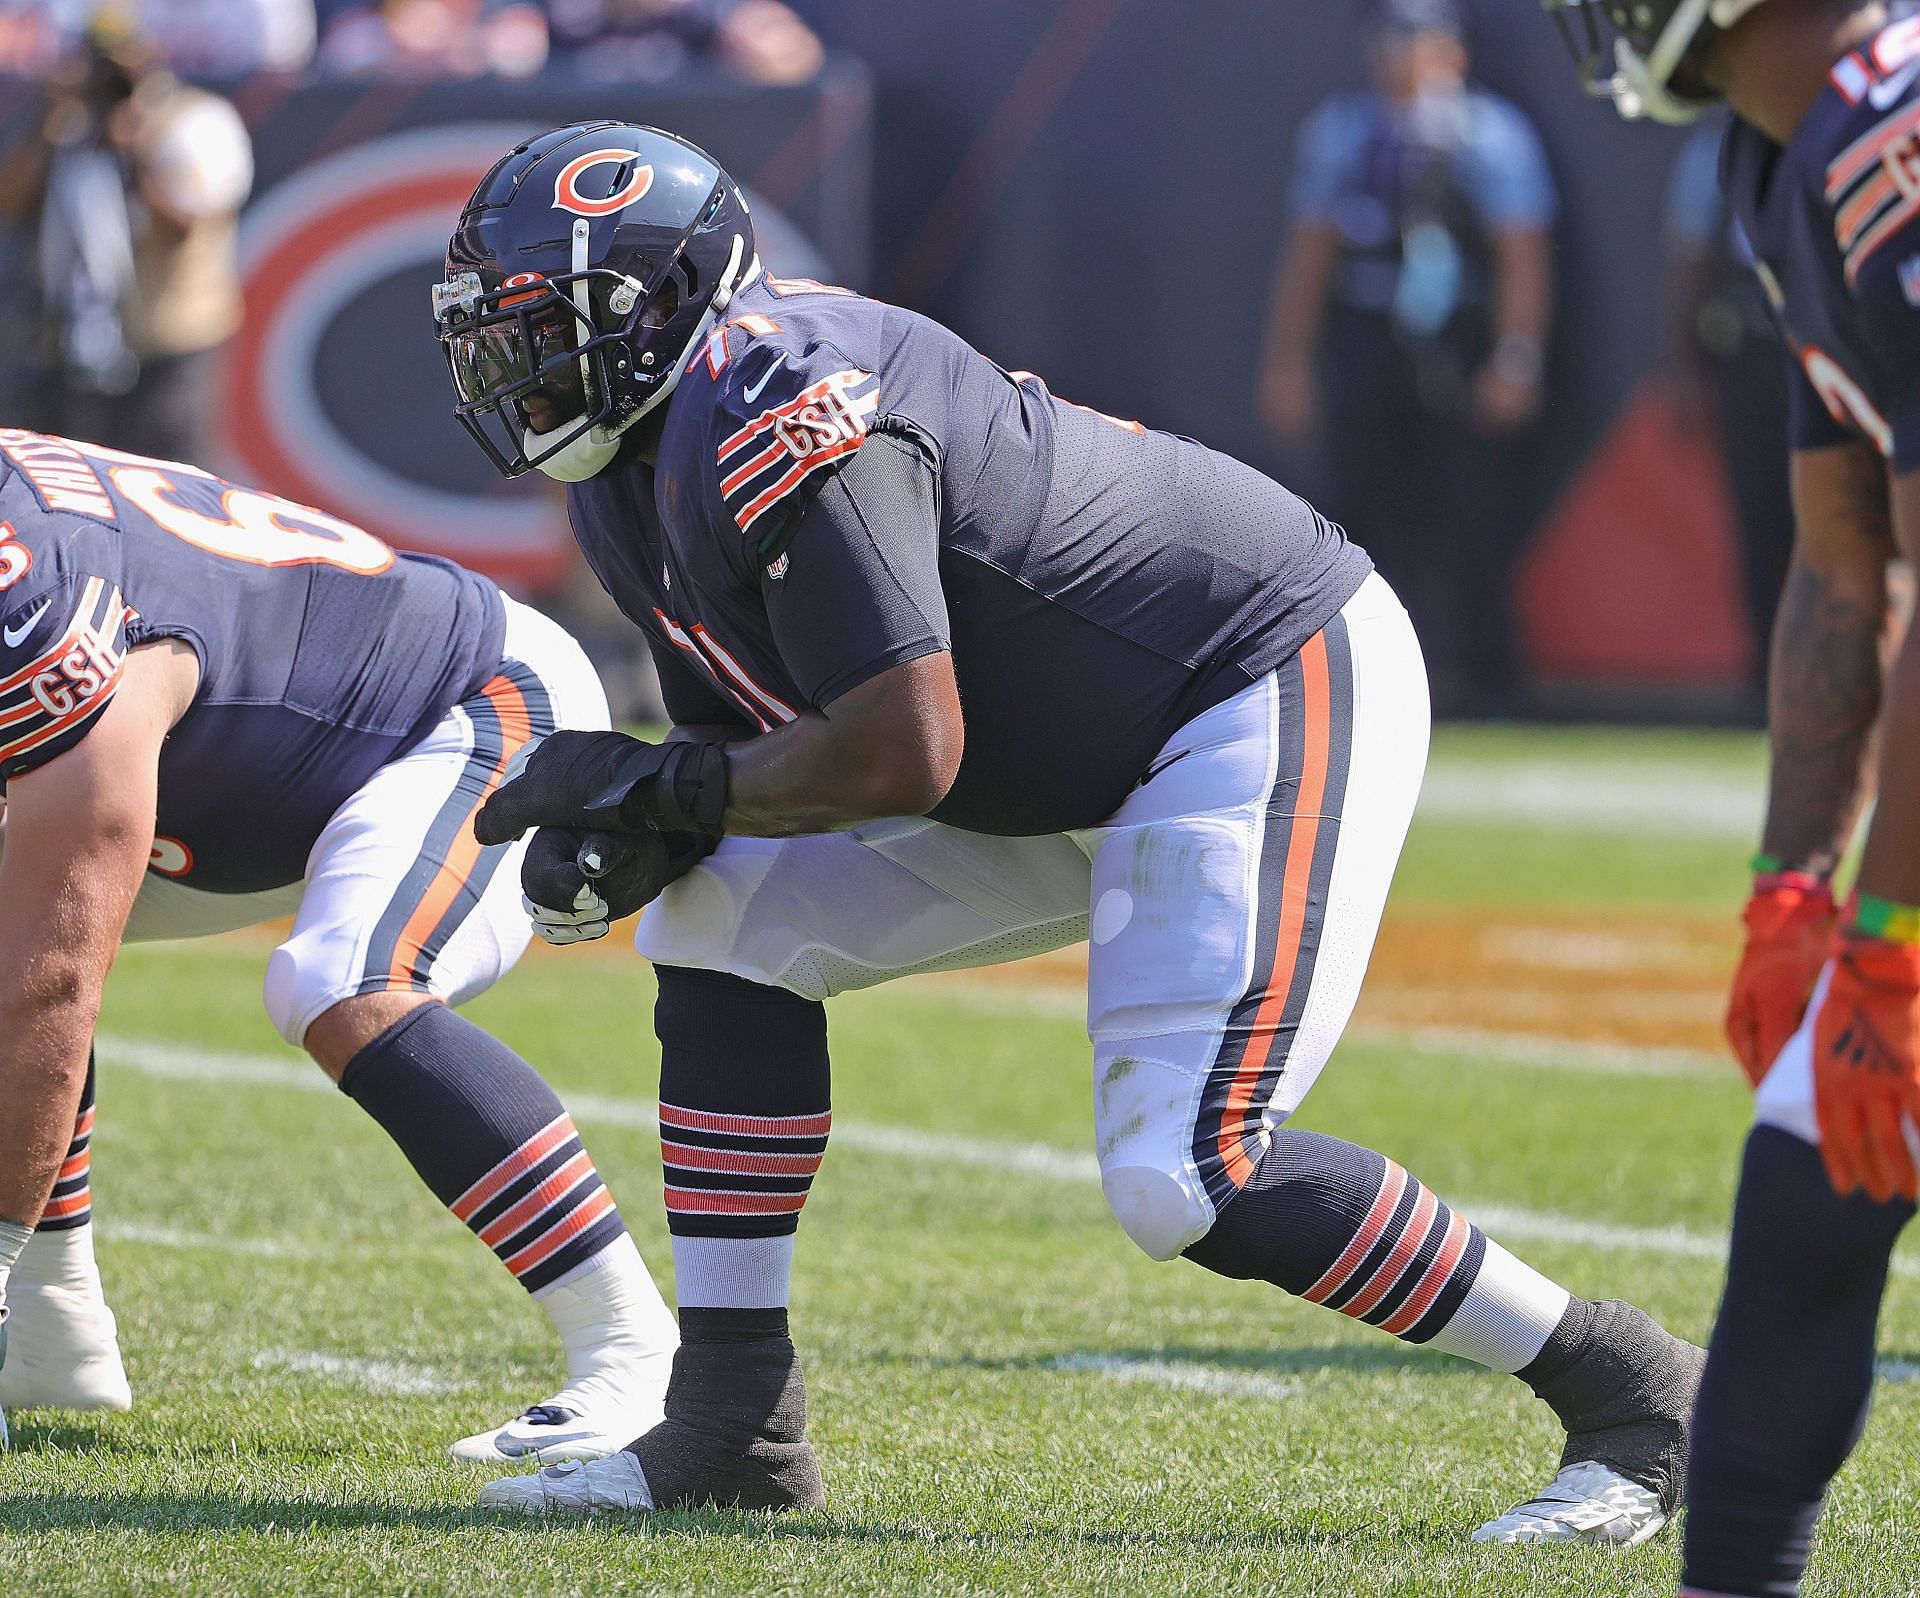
<box><xmin>440</xmin><ymin>121</ymin><xmax>1704</xmax><ymax>1542</ymax></box>
<box><xmin>0</xmin><ymin>431</ymin><xmax>674</xmax><ymax>1462</ymax></box>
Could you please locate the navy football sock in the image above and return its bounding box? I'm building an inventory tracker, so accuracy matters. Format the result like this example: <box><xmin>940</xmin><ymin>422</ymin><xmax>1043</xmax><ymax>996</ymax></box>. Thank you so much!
<box><xmin>37</xmin><ymin>1052</ymin><xmax>94</xmax><ymax>1232</ymax></box>
<box><xmin>1683</xmin><ymin>1126</ymin><xmax>1914</xmax><ymax>1598</ymax></box>
<box><xmin>340</xmin><ymin>1003</ymin><xmax>628</xmax><ymax>1293</ymax></box>
<box><xmin>1185</xmin><ymin>1128</ymin><xmax>1568</xmax><ymax>1368</ymax></box>
<box><xmin>654</xmin><ymin>966</ymin><xmax>829</xmax><ymax>1315</ymax></box>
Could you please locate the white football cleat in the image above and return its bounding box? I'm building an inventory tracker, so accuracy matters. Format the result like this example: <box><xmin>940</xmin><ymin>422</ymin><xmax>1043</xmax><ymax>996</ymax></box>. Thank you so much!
<box><xmin>0</xmin><ymin>1228</ymin><xmax>132</xmax><ymax>1414</ymax></box>
<box><xmin>478</xmin><ymin>1450</ymin><xmax>655</xmax><ymax>1514</ymax></box>
<box><xmin>451</xmin><ymin>1237</ymin><xmax>676</xmax><ymax>1464</ymax></box>
<box><xmin>449</xmin><ymin>1383</ymin><xmax>666</xmax><ymax>1464</ymax></box>
<box><xmin>1472</xmin><ymin>1459</ymin><xmax>1669</xmax><ymax>1546</ymax></box>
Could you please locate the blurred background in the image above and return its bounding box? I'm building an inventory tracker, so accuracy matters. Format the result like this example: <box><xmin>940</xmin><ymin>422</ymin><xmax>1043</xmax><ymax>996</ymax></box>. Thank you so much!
<box><xmin>0</xmin><ymin>0</ymin><xmax>1774</xmax><ymax>725</ymax></box>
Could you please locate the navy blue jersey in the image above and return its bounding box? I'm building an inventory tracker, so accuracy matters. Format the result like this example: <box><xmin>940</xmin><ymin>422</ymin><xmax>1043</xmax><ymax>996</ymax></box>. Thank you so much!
<box><xmin>1723</xmin><ymin>7</ymin><xmax>1920</xmax><ymax>472</ymax></box>
<box><xmin>568</xmin><ymin>275</ymin><xmax>1371</xmax><ymax>836</ymax></box>
<box><xmin>0</xmin><ymin>432</ymin><xmax>504</xmax><ymax>892</ymax></box>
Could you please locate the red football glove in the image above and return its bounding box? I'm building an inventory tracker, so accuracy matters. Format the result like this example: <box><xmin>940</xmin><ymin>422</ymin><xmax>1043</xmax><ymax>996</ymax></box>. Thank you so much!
<box><xmin>1725</xmin><ymin>874</ymin><xmax>1836</xmax><ymax>1087</ymax></box>
<box><xmin>1814</xmin><ymin>933</ymin><xmax>1920</xmax><ymax>1204</ymax></box>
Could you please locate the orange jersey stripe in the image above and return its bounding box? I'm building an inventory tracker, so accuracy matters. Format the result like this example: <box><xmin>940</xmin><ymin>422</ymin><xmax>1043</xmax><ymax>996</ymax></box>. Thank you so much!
<box><xmin>385</xmin><ymin>675</ymin><xmax>534</xmax><ymax>989</ymax></box>
<box><xmin>1216</xmin><ymin>631</ymin><xmax>1333</xmax><ymax>1187</ymax></box>
<box><xmin>40</xmin><ymin>1191</ymin><xmax>91</xmax><ymax>1220</ymax></box>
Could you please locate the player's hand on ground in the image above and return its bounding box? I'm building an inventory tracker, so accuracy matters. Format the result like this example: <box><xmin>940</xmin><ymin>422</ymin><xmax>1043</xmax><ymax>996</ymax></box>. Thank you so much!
<box><xmin>1813</xmin><ymin>932</ymin><xmax>1920</xmax><ymax>1204</ymax></box>
<box><xmin>475</xmin><ymin>731</ymin><xmax>729</xmax><ymax>845</ymax></box>
<box><xmin>1726</xmin><ymin>873</ymin><xmax>1835</xmax><ymax>1086</ymax></box>
<box><xmin>520</xmin><ymin>826</ymin><xmax>718</xmax><ymax>945</ymax></box>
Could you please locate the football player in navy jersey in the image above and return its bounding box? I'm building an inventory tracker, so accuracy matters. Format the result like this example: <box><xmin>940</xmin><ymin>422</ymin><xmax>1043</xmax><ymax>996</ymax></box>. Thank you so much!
<box><xmin>435</xmin><ymin>122</ymin><xmax>1705</xmax><ymax>1541</ymax></box>
<box><xmin>0</xmin><ymin>433</ymin><xmax>679</xmax><ymax>1463</ymax></box>
<box><xmin>1546</xmin><ymin>1</ymin><xmax>1920</xmax><ymax>1591</ymax></box>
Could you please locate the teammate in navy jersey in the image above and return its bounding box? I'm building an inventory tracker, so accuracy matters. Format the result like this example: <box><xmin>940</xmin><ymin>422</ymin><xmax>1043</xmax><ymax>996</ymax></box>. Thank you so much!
<box><xmin>432</xmin><ymin>121</ymin><xmax>1706</xmax><ymax>1540</ymax></box>
<box><xmin>0</xmin><ymin>432</ymin><xmax>678</xmax><ymax>1463</ymax></box>
<box><xmin>1545</xmin><ymin>1</ymin><xmax>1920</xmax><ymax>1591</ymax></box>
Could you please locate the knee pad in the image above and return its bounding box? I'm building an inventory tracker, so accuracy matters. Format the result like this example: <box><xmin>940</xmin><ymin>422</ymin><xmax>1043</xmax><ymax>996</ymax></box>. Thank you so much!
<box><xmin>263</xmin><ymin>934</ymin><xmax>354</xmax><ymax>1048</ymax></box>
<box><xmin>1101</xmin><ymin>1163</ymin><xmax>1210</xmax><ymax>1261</ymax></box>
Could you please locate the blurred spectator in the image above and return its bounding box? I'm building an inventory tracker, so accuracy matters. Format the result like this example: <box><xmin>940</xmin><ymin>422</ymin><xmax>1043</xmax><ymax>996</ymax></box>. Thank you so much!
<box><xmin>1662</xmin><ymin>109</ymin><xmax>1791</xmax><ymax>699</ymax></box>
<box><xmin>0</xmin><ymin>0</ymin><xmax>88</xmax><ymax>75</ymax></box>
<box><xmin>318</xmin><ymin>0</ymin><xmax>546</xmax><ymax>78</ymax></box>
<box><xmin>136</xmin><ymin>0</ymin><xmax>316</xmax><ymax>75</ymax></box>
<box><xmin>546</xmin><ymin>0</ymin><xmax>822</xmax><ymax>85</ymax></box>
<box><xmin>1258</xmin><ymin>0</ymin><xmax>1556</xmax><ymax>715</ymax></box>
<box><xmin>0</xmin><ymin>13</ymin><xmax>251</xmax><ymax>462</ymax></box>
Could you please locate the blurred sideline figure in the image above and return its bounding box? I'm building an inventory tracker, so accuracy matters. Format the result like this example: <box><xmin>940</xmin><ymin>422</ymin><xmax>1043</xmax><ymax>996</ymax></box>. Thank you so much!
<box><xmin>1259</xmin><ymin>0</ymin><xmax>1556</xmax><ymax>715</ymax></box>
<box><xmin>0</xmin><ymin>13</ymin><xmax>250</xmax><ymax>464</ymax></box>
<box><xmin>544</xmin><ymin>0</ymin><xmax>823</xmax><ymax>85</ymax></box>
<box><xmin>1661</xmin><ymin>108</ymin><xmax>1792</xmax><ymax>703</ymax></box>
<box><xmin>136</xmin><ymin>0</ymin><xmax>318</xmax><ymax>76</ymax></box>
<box><xmin>0</xmin><ymin>431</ymin><xmax>675</xmax><ymax>1463</ymax></box>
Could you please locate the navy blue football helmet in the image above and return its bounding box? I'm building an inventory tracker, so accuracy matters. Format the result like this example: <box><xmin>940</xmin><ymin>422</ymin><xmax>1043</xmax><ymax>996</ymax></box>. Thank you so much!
<box><xmin>1544</xmin><ymin>0</ymin><xmax>1772</xmax><ymax>123</ymax></box>
<box><xmin>436</xmin><ymin>122</ymin><xmax>756</xmax><ymax>481</ymax></box>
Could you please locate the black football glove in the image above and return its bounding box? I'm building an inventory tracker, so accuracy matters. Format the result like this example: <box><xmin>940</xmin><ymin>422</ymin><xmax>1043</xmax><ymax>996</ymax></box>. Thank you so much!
<box><xmin>519</xmin><ymin>825</ymin><xmax>718</xmax><ymax>945</ymax></box>
<box><xmin>474</xmin><ymin>731</ymin><xmax>730</xmax><ymax>846</ymax></box>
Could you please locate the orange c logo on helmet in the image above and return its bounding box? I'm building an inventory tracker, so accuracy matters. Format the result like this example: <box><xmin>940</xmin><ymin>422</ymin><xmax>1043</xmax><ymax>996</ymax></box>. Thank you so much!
<box><xmin>553</xmin><ymin>150</ymin><xmax>654</xmax><ymax>218</ymax></box>
<box><xmin>499</xmin><ymin>271</ymin><xmax>548</xmax><ymax>308</ymax></box>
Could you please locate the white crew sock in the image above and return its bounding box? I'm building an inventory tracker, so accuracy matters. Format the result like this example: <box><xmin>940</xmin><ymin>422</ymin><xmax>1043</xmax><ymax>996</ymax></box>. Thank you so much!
<box><xmin>535</xmin><ymin>1233</ymin><xmax>678</xmax><ymax>1399</ymax></box>
<box><xmin>1424</xmin><ymin>1238</ymin><xmax>1571</xmax><ymax>1374</ymax></box>
<box><xmin>670</xmin><ymin>1234</ymin><xmax>795</xmax><ymax>1309</ymax></box>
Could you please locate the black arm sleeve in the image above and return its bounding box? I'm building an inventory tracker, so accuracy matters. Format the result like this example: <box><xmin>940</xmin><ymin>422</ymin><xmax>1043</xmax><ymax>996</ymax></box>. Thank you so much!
<box><xmin>761</xmin><ymin>430</ymin><xmax>951</xmax><ymax>710</ymax></box>
<box><xmin>645</xmin><ymin>631</ymin><xmax>754</xmax><ymax>731</ymax></box>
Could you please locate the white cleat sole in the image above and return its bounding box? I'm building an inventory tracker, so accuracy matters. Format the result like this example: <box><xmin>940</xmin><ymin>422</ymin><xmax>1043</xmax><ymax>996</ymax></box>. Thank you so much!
<box><xmin>1473</xmin><ymin>1459</ymin><xmax>1670</xmax><ymax>1547</ymax></box>
<box><xmin>477</xmin><ymin>1451</ymin><xmax>656</xmax><ymax>1515</ymax></box>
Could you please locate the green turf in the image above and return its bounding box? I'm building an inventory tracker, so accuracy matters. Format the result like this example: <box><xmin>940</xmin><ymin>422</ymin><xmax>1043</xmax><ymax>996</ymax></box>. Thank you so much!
<box><xmin>3</xmin><ymin>726</ymin><xmax>1913</xmax><ymax>1597</ymax></box>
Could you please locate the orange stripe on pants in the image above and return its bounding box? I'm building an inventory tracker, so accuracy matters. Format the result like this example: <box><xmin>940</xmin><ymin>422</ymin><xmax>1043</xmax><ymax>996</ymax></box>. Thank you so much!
<box><xmin>386</xmin><ymin>675</ymin><xmax>535</xmax><ymax>989</ymax></box>
<box><xmin>1215</xmin><ymin>631</ymin><xmax>1332</xmax><ymax>1189</ymax></box>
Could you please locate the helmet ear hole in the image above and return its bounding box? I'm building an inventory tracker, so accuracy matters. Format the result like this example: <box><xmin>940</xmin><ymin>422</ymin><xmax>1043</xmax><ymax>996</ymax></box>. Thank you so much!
<box><xmin>640</xmin><ymin>273</ymin><xmax>683</xmax><ymax>331</ymax></box>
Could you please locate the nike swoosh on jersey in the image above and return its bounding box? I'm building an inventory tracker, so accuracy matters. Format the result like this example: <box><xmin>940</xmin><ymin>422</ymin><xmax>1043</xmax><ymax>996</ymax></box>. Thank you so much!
<box><xmin>1870</xmin><ymin>60</ymin><xmax>1920</xmax><ymax>109</ymax></box>
<box><xmin>741</xmin><ymin>363</ymin><xmax>779</xmax><ymax>405</ymax></box>
<box><xmin>2</xmin><ymin>598</ymin><xmax>52</xmax><ymax>648</ymax></box>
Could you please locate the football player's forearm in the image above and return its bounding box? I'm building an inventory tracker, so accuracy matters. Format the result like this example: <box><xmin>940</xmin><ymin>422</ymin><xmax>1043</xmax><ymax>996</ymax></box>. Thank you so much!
<box><xmin>1759</xmin><ymin>446</ymin><xmax>1898</xmax><ymax>878</ymax></box>
<box><xmin>723</xmin><ymin>655</ymin><xmax>963</xmax><ymax>837</ymax></box>
<box><xmin>1855</xmin><ymin>467</ymin><xmax>1920</xmax><ymax>904</ymax></box>
<box><xmin>1759</xmin><ymin>552</ymin><xmax>1887</xmax><ymax>877</ymax></box>
<box><xmin>723</xmin><ymin>713</ymin><xmax>950</xmax><ymax>836</ymax></box>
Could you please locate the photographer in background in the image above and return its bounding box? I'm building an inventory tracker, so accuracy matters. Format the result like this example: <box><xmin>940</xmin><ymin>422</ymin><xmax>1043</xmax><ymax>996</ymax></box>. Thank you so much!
<box><xmin>0</xmin><ymin>12</ymin><xmax>251</xmax><ymax>463</ymax></box>
<box><xmin>1258</xmin><ymin>0</ymin><xmax>1556</xmax><ymax>716</ymax></box>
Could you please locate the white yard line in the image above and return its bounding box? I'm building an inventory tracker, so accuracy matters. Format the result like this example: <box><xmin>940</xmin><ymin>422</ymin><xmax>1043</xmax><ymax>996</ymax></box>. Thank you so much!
<box><xmin>103</xmin><ymin>1221</ymin><xmax>325</xmax><ymax>1259</ymax></box>
<box><xmin>1415</xmin><ymin>759</ymin><xmax>1762</xmax><ymax>838</ymax></box>
<box><xmin>251</xmin><ymin>1349</ymin><xmax>463</xmax><ymax>1397</ymax></box>
<box><xmin>1048</xmin><ymin>1353</ymin><xmax>1297</xmax><ymax>1401</ymax></box>
<box><xmin>96</xmin><ymin>1034</ymin><xmax>1916</xmax><ymax>1279</ymax></box>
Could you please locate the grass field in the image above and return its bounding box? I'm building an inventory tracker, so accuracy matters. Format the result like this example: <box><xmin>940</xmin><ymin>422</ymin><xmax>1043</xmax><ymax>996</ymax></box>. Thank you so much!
<box><xmin>3</xmin><ymin>725</ymin><xmax>1916</xmax><ymax>1597</ymax></box>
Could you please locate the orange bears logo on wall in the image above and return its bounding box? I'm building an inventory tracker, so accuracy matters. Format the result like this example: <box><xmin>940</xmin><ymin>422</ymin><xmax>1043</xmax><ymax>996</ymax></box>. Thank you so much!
<box><xmin>552</xmin><ymin>150</ymin><xmax>654</xmax><ymax>217</ymax></box>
